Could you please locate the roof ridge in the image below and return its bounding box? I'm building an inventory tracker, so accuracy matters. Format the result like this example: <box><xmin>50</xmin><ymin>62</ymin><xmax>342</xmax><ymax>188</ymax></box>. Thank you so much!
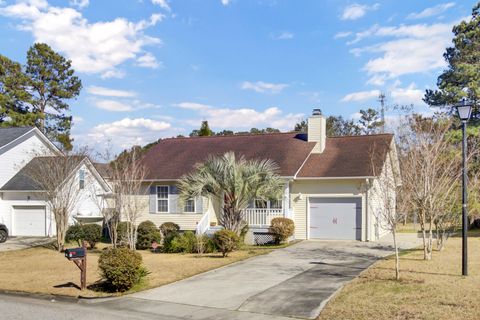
<box><xmin>327</xmin><ymin>133</ymin><xmax>394</xmax><ymax>139</ymax></box>
<box><xmin>161</xmin><ymin>131</ymin><xmax>300</xmax><ymax>141</ymax></box>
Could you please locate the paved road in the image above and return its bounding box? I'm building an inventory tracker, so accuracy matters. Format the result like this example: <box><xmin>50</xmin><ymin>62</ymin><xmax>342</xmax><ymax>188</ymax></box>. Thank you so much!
<box><xmin>2</xmin><ymin>234</ymin><xmax>421</xmax><ymax>320</ymax></box>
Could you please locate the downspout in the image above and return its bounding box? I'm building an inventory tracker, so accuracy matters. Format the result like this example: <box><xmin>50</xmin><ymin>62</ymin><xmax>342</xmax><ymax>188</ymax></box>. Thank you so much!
<box><xmin>365</xmin><ymin>178</ymin><xmax>371</xmax><ymax>242</ymax></box>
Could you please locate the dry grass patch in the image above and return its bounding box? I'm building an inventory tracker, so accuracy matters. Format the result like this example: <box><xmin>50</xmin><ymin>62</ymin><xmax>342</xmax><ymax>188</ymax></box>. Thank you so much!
<box><xmin>0</xmin><ymin>243</ymin><xmax>270</xmax><ymax>298</ymax></box>
<box><xmin>319</xmin><ymin>236</ymin><xmax>480</xmax><ymax>320</ymax></box>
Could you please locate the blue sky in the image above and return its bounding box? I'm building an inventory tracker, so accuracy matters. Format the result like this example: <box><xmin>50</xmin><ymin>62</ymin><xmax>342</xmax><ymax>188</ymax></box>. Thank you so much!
<box><xmin>0</xmin><ymin>0</ymin><xmax>473</xmax><ymax>151</ymax></box>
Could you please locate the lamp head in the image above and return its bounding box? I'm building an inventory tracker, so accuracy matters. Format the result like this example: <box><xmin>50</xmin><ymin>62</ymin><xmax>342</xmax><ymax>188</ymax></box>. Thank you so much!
<box><xmin>456</xmin><ymin>98</ymin><xmax>473</xmax><ymax>122</ymax></box>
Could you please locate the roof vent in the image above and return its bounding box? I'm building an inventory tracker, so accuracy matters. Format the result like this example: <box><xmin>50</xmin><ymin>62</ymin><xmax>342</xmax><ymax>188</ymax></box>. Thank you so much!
<box><xmin>312</xmin><ymin>108</ymin><xmax>322</xmax><ymax>116</ymax></box>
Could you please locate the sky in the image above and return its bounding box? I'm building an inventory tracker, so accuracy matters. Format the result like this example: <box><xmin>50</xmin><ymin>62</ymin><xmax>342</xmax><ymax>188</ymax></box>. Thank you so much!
<box><xmin>0</xmin><ymin>0</ymin><xmax>474</xmax><ymax>152</ymax></box>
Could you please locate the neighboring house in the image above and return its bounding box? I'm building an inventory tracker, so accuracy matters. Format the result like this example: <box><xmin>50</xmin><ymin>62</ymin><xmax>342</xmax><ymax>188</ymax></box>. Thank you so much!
<box><xmin>137</xmin><ymin>110</ymin><xmax>401</xmax><ymax>242</ymax></box>
<box><xmin>0</xmin><ymin>127</ymin><xmax>110</xmax><ymax>237</ymax></box>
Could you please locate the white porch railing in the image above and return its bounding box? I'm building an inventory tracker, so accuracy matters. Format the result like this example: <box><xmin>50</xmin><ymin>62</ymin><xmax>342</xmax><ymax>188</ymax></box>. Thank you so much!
<box><xmin>196</xmin><ymin>212</ymin><xmax>210</xmax><ymax>235</ymax></box>
<box><xmin>243</xmin><ymin>208</ymin><xmax>284</xmax><ymax>226</ymax></box>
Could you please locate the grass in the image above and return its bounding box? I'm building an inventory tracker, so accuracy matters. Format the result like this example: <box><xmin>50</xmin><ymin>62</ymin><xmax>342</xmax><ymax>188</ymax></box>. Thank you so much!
<box><xmin>318</xmin><ymin>236</ymin><xmax>480</xmax><ymax>320</ymax></box>
<box><xmin>0</xmin><ymin>242</ymin><xmax>275</xmax><ymax>298</ymax></box>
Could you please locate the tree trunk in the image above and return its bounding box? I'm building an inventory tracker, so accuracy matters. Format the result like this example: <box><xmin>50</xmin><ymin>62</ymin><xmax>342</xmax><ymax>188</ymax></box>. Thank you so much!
<box><xmin>392</xmin><ymin>228</ymin><xmax>400</xmax><ymax>280</ymax></box>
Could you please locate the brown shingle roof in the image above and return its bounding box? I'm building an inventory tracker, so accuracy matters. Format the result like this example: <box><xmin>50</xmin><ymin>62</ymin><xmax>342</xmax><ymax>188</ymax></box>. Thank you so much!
<box><xmin>140</xmin><ymin>132</ymin><xmax>393</xmax><ymax>180</ymax></box>
<box><xmin>296</xmin><ymin>134</ymin><xmax>393</xmax><ymax>178</ymax></box>
<box><xmin>141</xmin><ymin>133</ymin><xmax>316</xmax><ymax>179</ymax></box>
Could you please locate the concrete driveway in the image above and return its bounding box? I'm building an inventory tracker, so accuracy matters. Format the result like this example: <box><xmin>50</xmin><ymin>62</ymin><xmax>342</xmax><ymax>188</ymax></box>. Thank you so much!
<box><xmin>0</xmin><ymin>236</ymin><xmax>52</xmax><ymax>251</ymax></box>
<box><xmin>98</xmin><ymin>234</ymin><xmax>421</xmax><ymax>320</ymax></box>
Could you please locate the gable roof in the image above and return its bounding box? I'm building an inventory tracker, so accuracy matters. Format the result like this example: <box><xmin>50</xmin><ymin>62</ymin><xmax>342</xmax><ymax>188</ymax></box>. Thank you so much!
<box><xmin>1</xmin><ymin>156</ymin><xmax>111</xmax><ymax>192</ymax></box>
<box><xmin>0</xmin><ymin>127</ymin><xmax>34</xmax><ymax>149</ymax></box>
<box><xmin>141</xmin><ymin>133</ymin><xmax>316</xmax><ymax>179</ymax></box>
<box><xmin>296</xmin><ymin>134</ymin><xmax>393</xmax><ymax>178</ymax></box>
<box><xmin>140</xmin><ymin>132</ymin><xmax>394</xmax><ymax>180</ymax></box>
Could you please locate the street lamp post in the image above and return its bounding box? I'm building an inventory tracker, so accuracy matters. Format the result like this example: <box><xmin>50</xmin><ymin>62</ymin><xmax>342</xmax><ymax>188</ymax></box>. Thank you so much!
<box><xmin>455</xmin><ymin>98</ymin><xmax>472</xmax><ymax>276</ymax></box>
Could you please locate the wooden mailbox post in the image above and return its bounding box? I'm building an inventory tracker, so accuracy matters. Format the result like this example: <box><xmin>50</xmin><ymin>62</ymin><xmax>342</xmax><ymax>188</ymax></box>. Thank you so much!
<box><xmin>64</xmin><ymin>241</ymin><xmax>87</xmax><ymax>290</ymax></box>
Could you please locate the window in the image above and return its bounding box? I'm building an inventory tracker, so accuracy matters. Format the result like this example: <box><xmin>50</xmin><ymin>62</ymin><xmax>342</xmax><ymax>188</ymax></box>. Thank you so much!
<box><xmin>184</xmin><ymin>198</ymin><xmax>195</xmax><ymax>213</ymax></box>
<box><xmin>270</xmin><ymin>199</ymin><xmax>282</xmax><ymax>209</ymax></box>
<box><xmin>250</xmin><ymin>198</ymin><xmax>282</xmax><ymax>209</ymax></box>
<box><xmin>254</xmin><ymin>199</ymin><xmax>268</xmax><ymax>209</ymax></box>
<box><xmin>156</xmin><ymin>186</ymin><xmax>169</xmax><ymax>213</ymax></box>
<box><xmin>79</xmin><ymin>169</ymin><xmax>85</xmax><ymax>190</ymax></box>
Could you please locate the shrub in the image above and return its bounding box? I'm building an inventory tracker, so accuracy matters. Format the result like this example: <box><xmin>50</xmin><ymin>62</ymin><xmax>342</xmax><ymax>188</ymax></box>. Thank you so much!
<box><xmin>98</xmin><ymin>247</ymin><xmax>147</xmax><ymax>292</ymax></box>
<box><xmin>213</xmin><ymin>229</ymin><xmax>239</xmax><ymax>257</ymax></box>
<box><xmin>136</xmin><ymin>220</ymin><xmax>162</xmax><ymax>250</ymax></box>
<box><xmin>195</xmin><ymin>234</ymin><xmax>217</xmax><ymax>254</ymax></box>
<box><xmin>239</xmin><ymin>223</ymin><xmax>249</xmax><ymax>244</ymax></box>
<box><xmin>116</xmin><ymin>222</ymin><xmax>131</xmax><ymax>247</ymax></box>
<box><xmin>66</xmin><ymin>224</ymin><xmax>84</xmax><ymax>246</ymax></box>
<box><xmin>159</xmin><ymin>222</ymin><xmax>180</xmax><ymax>238</ymax></box>
<box><xmin>162</xmin><ymin>233</ymin><xmax>181</xmax><ymax>253</ymax></box>
<box><xmin>82</xmin><ymin>224</ymin><xmax>102</xmax><ymax>249</ymax></box>
<box><xmin>269</xmin><ymin>217</ymin><xmax>295</xmax><ymax>244</ymax></box>
<box><xmin>176</xmin><ymin>231</ymin><xmax>196</xmax><ymax>253</ymax></box>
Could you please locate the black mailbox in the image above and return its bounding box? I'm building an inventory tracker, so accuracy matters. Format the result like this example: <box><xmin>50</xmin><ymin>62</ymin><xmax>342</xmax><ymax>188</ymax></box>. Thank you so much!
<box><xmin>65</xmin><ymin>247</ymin><xmax>86</xmax><ymax>259</ymax></box>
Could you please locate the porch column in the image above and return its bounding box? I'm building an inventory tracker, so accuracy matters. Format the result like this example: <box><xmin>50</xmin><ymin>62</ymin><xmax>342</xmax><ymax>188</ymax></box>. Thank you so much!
<box><xmin>282</xmin><ymin>180</ymin><xmax>291</xmax><ymax>218</ymax></box>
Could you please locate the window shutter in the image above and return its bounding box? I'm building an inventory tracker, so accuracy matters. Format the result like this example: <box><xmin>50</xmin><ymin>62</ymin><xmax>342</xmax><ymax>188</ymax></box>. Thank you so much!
<box><xmin>195</xmin><ymin>196</ymin><xmax>203</xmax><ymax>213</ymax></box>
<box><xmin>169</xmin><ymin>185</ymin><xmax>179</xmax><ymax>213</ymax></box>
<box><xmin>149</xmin><ymin>186</ymin><xmax>156</xmax><ymax>214</ymax></box>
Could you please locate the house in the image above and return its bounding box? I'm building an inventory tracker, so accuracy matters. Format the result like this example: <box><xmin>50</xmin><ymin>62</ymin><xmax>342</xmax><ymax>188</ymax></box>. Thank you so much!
<box><xmin>0</xmin><ymin>127</ymin><xmax>110</xmax><ymax>237</ymax></box>
<box><xmin>137</xmin><ymin>110</ymin><xmax>401</xmax><ymax>242</ymax></box>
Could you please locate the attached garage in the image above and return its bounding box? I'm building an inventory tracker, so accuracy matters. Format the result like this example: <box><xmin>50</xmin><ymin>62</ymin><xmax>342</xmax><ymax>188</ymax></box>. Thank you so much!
<box><xmin>309</xmin><ymin>197</ymin><xmax>361</xmax><ymax>240</ymax></box>
<box><xmin>13</xmin><ymin>206</ymin><xmax>46</xmax><ymax>236</ymax></box>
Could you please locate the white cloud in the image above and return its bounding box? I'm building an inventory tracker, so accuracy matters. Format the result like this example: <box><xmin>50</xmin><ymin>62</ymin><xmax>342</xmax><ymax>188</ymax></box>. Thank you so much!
<box><xmin>275</xmin><ymin>31</ymin><xmax>294</xmax><ymax>40</ymax></box>
<box><xmin>70</xmin><ymin>0</ymin><xmax>88</xmax><ymax>9</ymax></box>
<box><xmin>87</xmin><ymin>86</ymin><xmax>137</xmax><ymax>98</ymax></box>
<box><xmin>0</xmin><ymin>1</ymin><xmax>163</xmax><ymax>77</ymax></box>
<box><xmin>341</xmin><ymin>90</ymin><xmax>381</xmax><ymax>102</ymax></box>
<box><xmin>176</xmin><ymin>102</ymin><xmax>303</xmax><ymax>131</ymax></box>
<box><xmin>390</xmin><ymin>83</ymin><xmax>424</xmax><ymax>105</ymax></box>
<box><xmin>175</xmin><ymin>102</ymin><xmax>213</xmax><ymax>110</ymax></box>
<box><xmin>136</xmin><ymin>52</ymin><xmax>162</xmax><ymax>69</ymax></box>
<box><xmin>151</xmin><ymin>0</ymin><xmax>170</xmax><ymax>11</ymax></box>
<box><xmin>334</xmin><ymin>31</ymin><xmax>352</xmax><ymax>39</ymax></box>
<box><xmin>341</xmin><ymin>3</ymin><xmax>380</xmax><ymax>21</ymax></box>
<box><xmin>94</xmin><ymin>99</ymin><xmax>133</xmax><ymax>112</ymax></box>
<box><xmin>88</xmin><ymin>118</ymin><xmax>171</xmax><ymax>148</ymax></box>
<box><xmin>221</xmin><ymin>0</ymin><xmax>231</xmax><ymax>5</ymax></box>
<box><xmin>240</xmin><ymin>81</ymin><xmax>289</xmax><ymax>94</ymax></box>
<box><xmin>348</xmin><ymin>21</ymin><xmax>456</xmax><ymax>84</ymax></box>
<box><xmin>407</xmin><ymin>2</ymin><xmax>455</xmax><ymax>20</ymax></box>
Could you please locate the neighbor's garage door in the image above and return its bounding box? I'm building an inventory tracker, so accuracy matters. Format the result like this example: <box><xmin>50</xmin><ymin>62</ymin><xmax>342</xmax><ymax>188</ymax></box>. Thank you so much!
<box><xmin>13</xmin><ymin>206</ymin><xmax>46</xmax><ymax>236</ymax></box>
<box><xmin>309</xmin><ymin>198</ymin><xmax>361</xmax><ymax>240</ymax></box>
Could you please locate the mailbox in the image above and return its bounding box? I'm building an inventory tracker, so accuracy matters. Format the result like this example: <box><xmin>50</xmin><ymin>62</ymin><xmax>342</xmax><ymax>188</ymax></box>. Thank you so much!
<box><xmin>65</xmin><ymin>247</ymin><xmax>86</xmax><ymax>260</ymax></box>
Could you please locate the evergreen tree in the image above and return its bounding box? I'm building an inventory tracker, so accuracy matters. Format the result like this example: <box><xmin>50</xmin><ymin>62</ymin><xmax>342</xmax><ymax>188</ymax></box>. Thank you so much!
<box><xmin>358</xmin><ymin>108</ymin><xmax>384</xmax><ymax>135</ymax></box>
<box><xmin>424</xmin><ymin>3</ymin><xmax>480</xmax><ymax>118</ymax></box>
<box><xmin>198</xmin><ymin>120</ymin><xmax>214</xmax><ymax>136</ymax></box>
<box><xmin>26</xmin><ymin>43</ymin><xmax>82</xmax><ymax>150</ymax></box>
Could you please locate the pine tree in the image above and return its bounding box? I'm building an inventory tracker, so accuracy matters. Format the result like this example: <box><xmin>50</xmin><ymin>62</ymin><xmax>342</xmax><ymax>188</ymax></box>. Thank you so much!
<box><xmin>424</xmin><ymin>3</ymin><xmax>480</xmax><ymax>118</ymax></box>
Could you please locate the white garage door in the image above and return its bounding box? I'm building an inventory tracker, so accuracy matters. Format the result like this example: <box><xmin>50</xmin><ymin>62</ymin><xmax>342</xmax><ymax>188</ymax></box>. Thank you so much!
<box><xmin>309</xmin><ymin>198</ymin><xmax>361</xmax><ymax>240</ymax></box>
<box><xmin>13</xmin><ymin>206</ymin><xmax>46</xmax><ymax>237</ymax></box>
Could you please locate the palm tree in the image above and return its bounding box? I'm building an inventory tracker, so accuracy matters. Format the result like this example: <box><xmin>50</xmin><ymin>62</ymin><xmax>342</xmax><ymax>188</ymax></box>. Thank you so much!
<box><xmin>178</xmin><ymin>152</ymin><xmax>283</xmax><ymax>233</ymax></box>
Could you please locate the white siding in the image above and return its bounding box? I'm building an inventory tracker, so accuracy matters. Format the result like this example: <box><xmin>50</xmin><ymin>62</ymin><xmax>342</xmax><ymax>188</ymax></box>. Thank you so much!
<box><xmin>366</xmin><ymin>152</ymin><xmax>396</xmax><ymax>240</ymax></box>
<box><xmin>0</xmin><ymin>132</ymin><xmax>54</xmax><ymax>187</ymax></box>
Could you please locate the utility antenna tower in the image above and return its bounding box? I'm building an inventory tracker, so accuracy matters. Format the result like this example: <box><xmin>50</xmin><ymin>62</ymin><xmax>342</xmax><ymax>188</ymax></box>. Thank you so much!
<box><xmin>378</xmin><ymin>92</ymin><xmax>386</xmax><ymax>133</ymax></box>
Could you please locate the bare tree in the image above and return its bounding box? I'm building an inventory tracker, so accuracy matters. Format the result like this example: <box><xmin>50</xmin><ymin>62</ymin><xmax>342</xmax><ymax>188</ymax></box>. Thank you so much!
<box><xmin>369</xmin><ymin>141</ymin><xmax>404</xmax><ymax>280</ymax></box>
<box><xmin>111</xmin><ymin>148</ymin><xmax>149</xmax><ymax>250</ymax></box>
<box><xmin>23</xmin><ymin>151</ymin><xmax>91</xmax><ymax>251</ymax></box>
<box><xmin>397</xmin><ymin>115</ymin><xmax>463</xmax><ymax>260</ymax></box>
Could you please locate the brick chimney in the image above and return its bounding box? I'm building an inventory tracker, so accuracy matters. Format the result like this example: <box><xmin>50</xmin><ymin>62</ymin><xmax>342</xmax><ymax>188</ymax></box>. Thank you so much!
<box><xmin>308</xmin><ymin>108</ymin><xmax>326</xmax><ymax>153</ymax></box>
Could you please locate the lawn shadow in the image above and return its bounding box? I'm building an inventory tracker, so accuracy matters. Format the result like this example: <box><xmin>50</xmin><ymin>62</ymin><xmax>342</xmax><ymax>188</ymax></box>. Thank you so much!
<box><xmin>54</xmin><ymin>282</ymin><xmax>81</xmax><ymax>290</ymax></box>
<box><xmin>374</xmin><ymin>265</ymin><xmax>458</xmax><ymax>277</ymax></box>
